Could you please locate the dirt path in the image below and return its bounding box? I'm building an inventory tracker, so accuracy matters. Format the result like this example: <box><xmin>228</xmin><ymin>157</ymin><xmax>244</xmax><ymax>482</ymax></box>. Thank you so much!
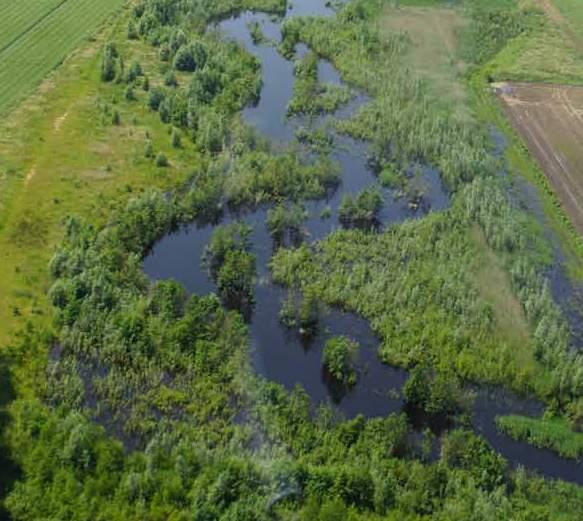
<box><xmin>53</xmin><ymin>110</ymin><xmax>69</xmax><ymax>132</ymax></box>
<box><xmin>24</xmin><ymin>166</ymin><xmax>36</xmax><ymax>186</ymax></box>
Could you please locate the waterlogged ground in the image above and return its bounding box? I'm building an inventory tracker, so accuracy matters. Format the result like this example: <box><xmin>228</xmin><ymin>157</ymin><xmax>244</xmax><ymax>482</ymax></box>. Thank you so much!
<box><xmin>144</xmin><ymin>0</ymin><xmax>583</xmax><ymax>484</ymax></box>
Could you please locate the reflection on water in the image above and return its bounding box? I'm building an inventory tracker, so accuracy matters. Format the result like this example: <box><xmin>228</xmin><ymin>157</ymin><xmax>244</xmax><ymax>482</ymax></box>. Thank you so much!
<box><xmin>143</xmin><ymin>0</ymin><xmax>583</xmax><ymax>484</ymax></box>
<box><xmin>146</xmin><ymin>0</ymin><xmax>448</xmax><ymax>418</ymax></box>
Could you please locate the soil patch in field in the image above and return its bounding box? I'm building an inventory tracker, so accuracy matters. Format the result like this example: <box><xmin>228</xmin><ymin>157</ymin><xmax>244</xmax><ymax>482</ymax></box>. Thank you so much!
<box><xmin>497</xmin><ymin>82</ymin><xmax>583</xmax><ymax>235</ymax></box>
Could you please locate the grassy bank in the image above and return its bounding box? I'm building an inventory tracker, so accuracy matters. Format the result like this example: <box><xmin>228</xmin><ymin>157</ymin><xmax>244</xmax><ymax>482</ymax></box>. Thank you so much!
<box><xmin>497</xmin><ymin>414</ymin><xmax>583</xmax><ymax>458</ymax></box>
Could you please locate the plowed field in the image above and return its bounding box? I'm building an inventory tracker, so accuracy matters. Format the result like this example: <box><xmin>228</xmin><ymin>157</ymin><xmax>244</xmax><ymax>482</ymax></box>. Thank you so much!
<box><xmin>497</xmin><ymin>82</ymin><xmax>583</xmax><ymax>235</ymax></box>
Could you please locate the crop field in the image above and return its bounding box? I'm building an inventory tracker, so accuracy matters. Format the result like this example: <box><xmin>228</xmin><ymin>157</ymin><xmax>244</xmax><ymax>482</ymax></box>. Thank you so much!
<box><xmin>497</xmin><ymin>82</ymin><xmax>583</xmax><ymax>236</ymax></box>
<box><xmin>0</xmin><ymin>0</ymin><xmax>126</xmax><ymax>115</ymax></box>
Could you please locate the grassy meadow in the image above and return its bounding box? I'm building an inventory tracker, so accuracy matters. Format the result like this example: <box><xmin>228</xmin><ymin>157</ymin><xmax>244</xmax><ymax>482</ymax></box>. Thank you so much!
<box><xmin>0</xmin><ymin>12</ymin><xmax>199</xmax><ymax>350</ymax></box>
<box><xmin>497</xmin><ymin>414</ymin><xmax>583</xmax><ymax>459</ymax></box>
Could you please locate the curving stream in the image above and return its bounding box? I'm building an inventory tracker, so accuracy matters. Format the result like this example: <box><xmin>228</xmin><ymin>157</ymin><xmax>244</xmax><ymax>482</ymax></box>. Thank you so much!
<box><xmin>143</xmin><ymin>0</ymin><xmax>583</xmax><ymax>484</ymax></box>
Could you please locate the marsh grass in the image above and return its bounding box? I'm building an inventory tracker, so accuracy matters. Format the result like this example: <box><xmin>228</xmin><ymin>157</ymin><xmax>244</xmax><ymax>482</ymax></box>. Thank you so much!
<box><xmin>497</xmin><ymin>414</ymin><xmax>583</xmax><ymax>459</ymax></box>
<box><xmin>380</xmin><ymin>5</ymin><xmax>469</xmax><ymax>116</ymax></box>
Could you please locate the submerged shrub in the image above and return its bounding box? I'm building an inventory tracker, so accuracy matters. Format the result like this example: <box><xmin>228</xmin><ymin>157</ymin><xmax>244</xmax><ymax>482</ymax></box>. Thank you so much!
<box><xmin>323</xmin><ymin>336</ymin><xmax>359</xmax><ymax>386</ymax></box>
<box><xmin>339</xmin><ymin>187</ymin><xmax>383</xmax><ymax>228</ymax></box>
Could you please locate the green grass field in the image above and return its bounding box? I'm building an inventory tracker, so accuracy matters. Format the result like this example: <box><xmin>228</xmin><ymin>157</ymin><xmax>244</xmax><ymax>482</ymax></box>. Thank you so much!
<box><xmin>0</xmin><ymin>0</ymin><xmax>126</xmax><ymax>115</ymax></box>
<box><xmin>0</xmin><ymin>0</ymin><xmax>64</xmax><ymax>51</ymax></box>
<box><xmin>0</xmin><ymin>16</ymin><xmax>200</xmax><ymax>349</ymax></box>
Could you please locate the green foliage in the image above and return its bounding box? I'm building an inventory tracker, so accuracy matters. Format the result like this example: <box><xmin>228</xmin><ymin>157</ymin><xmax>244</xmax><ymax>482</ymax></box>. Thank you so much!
<box><xmin>288</xmin><ymin>52</ymin><xmax>352</xmax><ymax>116</ymax></box>
<box><xmin>8</xmin><ymin>1</ymin><xmax>583</xmax><ymax>519</ymax></box>
<box><xmin>127</xmin><ymin>61</ymin><xmax>143</xmax><ymax>83</ymax></box>
<box><xmin>147</xmin><ymin>87</ymin><xmax>165</xmax><ymax>111</ymax></box>
<box><xmin>338</xmin><ymin>187</ymin><xmax>383</xmax><ymax>228</ymax></box>
<box><xmin>216</xmin><ymin>249</ymin><xmax>256</xmax><ymax>309</ymax></box>
<box><xmin>111</xmin><ymin>109</ymin><xmax>121</xmax><ymax>126</ymax></box>
<box><xmin>462</xmin><ymin>1</ymin><xmax>538</xmax><ymax>66</ymax></box>
<box><xmin>144</xmin><ymin>141</ymin><xmax>154</xmax><ymax>158</ymax></box>
<box><xmin>248</xmin><ymin>21</ymin><xmax>266</xmax><ymax>45</ymax></box>
<box><xmin>127</xmin><ymin>20</ymin><xmax>138</xmax><ymax>40</ymax></box>
<box><xmin>403</xmin><ymin>366</ymin><xmax>464</xmax><ymax>415</ymax></box>
<box><xmin>171</xmin><ymin>127</ymin><xmax>181</xmax><ymax>148</ymax></box>
<box><xmin>155</xmin><ymin>152</ymin><xmax>168</xmax><ymax>167</ymax></box>
<box><xmin>441</xmin><ymin>429</ymin><xmax>507</xmax><ymax>491</ymax></box>
<box><xmin>124</xmin><ymin>85</ymin><xmax>135</xmax><ymax>101</ymax></box>
<box><xmin>164</xmin><ymin>70</ymin><xmax>178</xmax><ymax>87</ymax></box>
<box><xmin>323</xmin><ymin>336</ymin><xmax>359</xmax><ymax>386</ymax></box>
<box><xmin>497</xmin><ymin>414</ymin><xmax>583</xmax><ymax>459</ymax></box>
<box><xmin>266</xmin><ymin>203</ymin><xmax>307</xmax><ymax>244</ymax></box>
<box><xmin>298</xmin><ymin>287</ymin><xmax>320</xmax><ymax>337</ymax></box>
<box><xmin>204</xmin><ymin>223</ymin><xmax>253</xmax><ymax>276</ymax></box>
<box><xmin>101</xmin><ymin>42</ymin><xmax>120</xmax><ymax>82</ymax></box>
<box><xmin>223</xmin><ymin>150</ymin><xmax>340</xmax><ymax>207</ymax></box>
<box><xmin>174</xmin><ymin>41</ymin><xmax>207</xmax><ymax>72</ymax></box>
<box><xmin>203</xmin><ymin>223</ymin><xmax>255</xmax><ymax>309</ymax></box>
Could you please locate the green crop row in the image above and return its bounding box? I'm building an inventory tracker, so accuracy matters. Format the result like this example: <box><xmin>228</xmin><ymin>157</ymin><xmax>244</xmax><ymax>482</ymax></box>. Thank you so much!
<box><xmin>0</xmin><ymin>0</ymin><xmax>126</xmax><ymax>115</ymax></box>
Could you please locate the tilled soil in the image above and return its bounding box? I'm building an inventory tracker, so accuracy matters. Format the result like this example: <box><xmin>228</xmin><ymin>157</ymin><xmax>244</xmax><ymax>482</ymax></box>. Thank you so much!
<box><xmin>497</xmin><ymin>82</ymin><xmax>583</xmax><ymax>235</ymax></box>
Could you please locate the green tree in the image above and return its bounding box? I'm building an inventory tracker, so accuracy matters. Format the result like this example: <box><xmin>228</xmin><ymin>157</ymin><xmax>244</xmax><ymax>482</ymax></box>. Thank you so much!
<box><xmin>217</xmin><ymin>250</ymin><xmax>256</xmax><ymax>308</ymax></box>
<box><xmin>101</xmin><ymin>42</ymin><xmax>119</xmax><ymax>82</ymax></box>
<box><xmin>155</xmin><ymin>152</ymin><xmax>168</xmax><ymax>167</ymax></box>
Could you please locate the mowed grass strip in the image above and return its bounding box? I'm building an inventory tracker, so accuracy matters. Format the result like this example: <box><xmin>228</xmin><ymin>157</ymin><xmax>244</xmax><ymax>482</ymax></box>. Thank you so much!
<box><xmin>0</xmin><ymin>0</ymin><xmax>126</xmax><ymax>115</ymax></box>
<box><xmin>0</xmin><ymin>0</ymin><xmax>65</xmax><ymax>53</ymax></box>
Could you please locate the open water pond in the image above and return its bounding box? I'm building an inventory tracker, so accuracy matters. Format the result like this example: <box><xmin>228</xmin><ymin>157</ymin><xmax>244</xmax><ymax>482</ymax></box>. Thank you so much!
<box><xmin>144</xmin><ymin>0</ymin><xmax>583</xmax><ymax>484</ymax></box>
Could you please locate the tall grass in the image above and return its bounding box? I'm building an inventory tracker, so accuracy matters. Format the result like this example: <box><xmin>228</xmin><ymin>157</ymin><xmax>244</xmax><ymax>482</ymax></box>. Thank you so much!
<box><xmin>497</xmin><ymin>415</ymin><xmax>583</xmax><ymax>459</ymax></box>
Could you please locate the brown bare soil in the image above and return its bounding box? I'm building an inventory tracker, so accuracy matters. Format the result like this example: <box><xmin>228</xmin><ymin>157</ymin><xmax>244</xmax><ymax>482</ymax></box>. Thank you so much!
<box><xmin>497</xmin><ymin>82</ymin><xmax>583</xmax><ymax>234</ymax></box>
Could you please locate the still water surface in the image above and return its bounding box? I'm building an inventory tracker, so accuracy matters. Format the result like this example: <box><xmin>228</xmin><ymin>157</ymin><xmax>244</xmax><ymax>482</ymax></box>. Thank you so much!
<box><xmin>144</xmin><ymin>0</ymin><xmax>583</xmax><ymax>483</ymax></box>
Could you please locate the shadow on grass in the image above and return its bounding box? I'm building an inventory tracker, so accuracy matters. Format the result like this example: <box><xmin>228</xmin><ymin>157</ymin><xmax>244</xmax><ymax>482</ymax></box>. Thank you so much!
<box><xmin>0</xmin><ymin>355</ymin><xmax>20</xmax><ymax>521</ymax></box>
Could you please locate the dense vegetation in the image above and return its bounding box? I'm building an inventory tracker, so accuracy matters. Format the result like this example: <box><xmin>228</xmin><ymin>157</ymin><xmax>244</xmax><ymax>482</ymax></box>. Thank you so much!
<box><xmin>3</xmin><ymin>0</ymin><xmax>583</xmax><ymax>519</ymax></box>
<box><xmin>497</xmin><ymin>415</ymin><xmax>583</xmax><ymax>459</ymax></box>
<box><xmin>287</xmin><ymin>51</ymin><xmax>353</xmax><ymax>116</ymax></box>
<box><xmin>323</xmin><ymin>336</ymin><xmax>360</xmax><ymax>386</ymax></box>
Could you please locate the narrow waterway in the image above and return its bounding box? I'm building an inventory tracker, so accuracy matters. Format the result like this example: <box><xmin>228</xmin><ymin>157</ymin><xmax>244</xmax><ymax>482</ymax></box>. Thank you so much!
<box><xmin>144</xmin><ymin>0</ymin><xmax>583</xmax><ymax>484</ymax></box>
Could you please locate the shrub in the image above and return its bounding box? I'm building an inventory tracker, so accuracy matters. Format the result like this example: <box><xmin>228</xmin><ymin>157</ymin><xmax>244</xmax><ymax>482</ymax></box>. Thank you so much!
<box><xmin>171</xmin><ymin>127</ymin><xmax>181</xmax><ymax>148</ymax></box>
<box><xmin>164</xmin><ymin>71</ymin><xmax>178</xmax><ymax>87</ymax></box>
<box><xmin>338</xmin><ymin>187</ymin><xmax>383</xmax><ymax>228</ymax></box>
<box><xmin>144</xmin><ymin>141</ymin><xmax>154</xmax><ymax>158</ymax></box>
<box><xmin>101</xmin><ymin>42</ymin><xmax>119</xmax><ymax>82</ymax></box>
<box><xmin>323</xmin><ymin>336</ymin><xmax>359</xmax><ymax>386</ymax></box>
<box><xmin>155</xmin><ymin>152</ymin><xmax>168</xmax><ymax>167</ymax></box>
<box><xmin>148</xmin><ymin>88</ymin><xmax>165</xmax><ymax>111</ymax></box>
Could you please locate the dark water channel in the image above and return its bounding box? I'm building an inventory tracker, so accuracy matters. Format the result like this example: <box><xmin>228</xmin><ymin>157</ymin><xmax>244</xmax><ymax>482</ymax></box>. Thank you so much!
<box><xmin>144</xmin><ymin>0</ymin><xmax>583</xmax><ymax>484</ymax></box>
